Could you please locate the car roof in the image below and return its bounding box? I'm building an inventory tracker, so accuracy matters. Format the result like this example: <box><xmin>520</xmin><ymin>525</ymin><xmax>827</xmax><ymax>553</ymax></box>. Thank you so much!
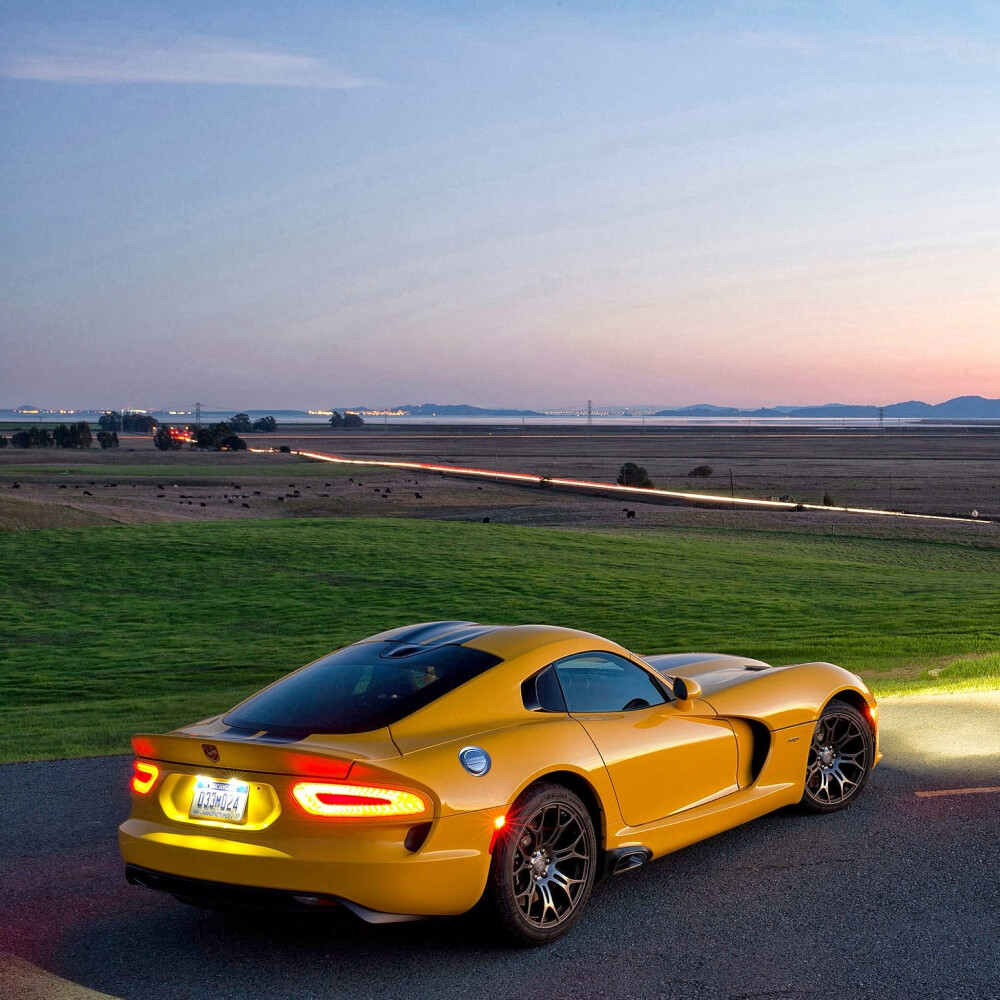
<box><xmin>363</xmin><ymin>620</ymin><xmax>626</xmax><ymax>662</ymax></box>
<box><xmin>378</xmin><ymin>622</ymin><xmax>640</xmax><ymax>752</ymax></box>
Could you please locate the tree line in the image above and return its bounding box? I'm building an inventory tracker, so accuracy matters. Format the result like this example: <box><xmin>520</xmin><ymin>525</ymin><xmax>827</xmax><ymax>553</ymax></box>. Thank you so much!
<box><xmin>154</xmin><ymin>422</ymin><xmax>247</xmax><ymax>451</ymax></box>
<box><xmin>0</xmin><ymin>410</ymin><xmax>282</xmax><ymax>451</ymax></box>
<box><xmin>98</xmin><ymin>411</ymin><xmax>158</xmax><ymax>433</ymax></box>
<box><xmin>0</xmin><ymin>422</ymin><xmax>102</xmax><ymax>449</ymax></box>
<box><xmin>228</xmin><ymin>413</ymin><xmax>278</xmax><ymax>433</ymax></box>
<box><xmin>329</xmin><ymin>410</ymin><xmax>364</xmax><ymax>428</ymax></box>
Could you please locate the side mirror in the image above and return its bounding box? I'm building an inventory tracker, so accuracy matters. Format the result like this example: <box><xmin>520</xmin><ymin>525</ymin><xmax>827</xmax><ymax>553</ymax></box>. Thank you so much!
<box><xmin>672</xmin><ymin>676</ymin><xmax>702</xmax><ymax>705</ymax></box>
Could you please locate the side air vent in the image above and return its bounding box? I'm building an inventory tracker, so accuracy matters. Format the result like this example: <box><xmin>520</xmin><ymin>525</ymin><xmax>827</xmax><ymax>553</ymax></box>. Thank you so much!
<box><xmin>744</xmin><ymin>664</ymin><xmax>769</xmax><ymax>672</ymax></box>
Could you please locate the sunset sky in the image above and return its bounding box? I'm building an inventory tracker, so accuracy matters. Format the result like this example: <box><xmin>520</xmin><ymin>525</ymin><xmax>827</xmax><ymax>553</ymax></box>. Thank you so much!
<box><xmin>2</xmin><ymin>1</ymin><xmax>998</xmax><ymax>410</ymax></box>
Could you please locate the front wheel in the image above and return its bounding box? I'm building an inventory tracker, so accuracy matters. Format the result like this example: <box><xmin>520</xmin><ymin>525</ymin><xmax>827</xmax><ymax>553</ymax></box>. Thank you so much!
<box><xmin>800</xmin><ymin>701</ymin><xmax>873</xmax><ymax>813</ymax></box>
<box><xmin>486</xmin><ymin>783</ymin><xmax>596</xmax><ymax>945</ymax></box>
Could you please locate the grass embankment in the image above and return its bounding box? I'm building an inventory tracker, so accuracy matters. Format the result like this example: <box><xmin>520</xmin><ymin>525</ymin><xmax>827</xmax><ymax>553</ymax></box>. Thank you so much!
<box><xmin>2</xmin><ymin>519</ymin><xmax>998</xmax><ymax>762</ymax></box>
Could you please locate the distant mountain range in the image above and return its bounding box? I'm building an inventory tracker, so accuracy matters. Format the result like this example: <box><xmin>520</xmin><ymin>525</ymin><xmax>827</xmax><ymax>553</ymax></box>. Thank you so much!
<box><xmin>652</xmin><ymin>395</ymin><xmax>1000</xmax><ymax>419</ymax></box>
<box><xmin>4</xmin><ymin>396</ymin><xmax>1000</xmax><ymax>420</ymax></box>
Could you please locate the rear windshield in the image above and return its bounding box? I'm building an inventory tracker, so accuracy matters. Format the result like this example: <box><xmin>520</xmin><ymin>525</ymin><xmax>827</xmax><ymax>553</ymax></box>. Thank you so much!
<box><xmin>223</xmin><ymin>641</ymin><xmax>502</xmax><ymax>735</ymax></box>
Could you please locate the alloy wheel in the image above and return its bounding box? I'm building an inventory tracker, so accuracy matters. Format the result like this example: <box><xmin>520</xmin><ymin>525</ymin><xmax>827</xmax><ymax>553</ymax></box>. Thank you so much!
<box><xmin>804</xmin><ymin>709</ymin><xmax>870</xmax><ymax>807</ymax></box>
<box><xmin>506</xmin><ymin>798</ymin><xmax>593</xmax><ymax>930</ymax></box>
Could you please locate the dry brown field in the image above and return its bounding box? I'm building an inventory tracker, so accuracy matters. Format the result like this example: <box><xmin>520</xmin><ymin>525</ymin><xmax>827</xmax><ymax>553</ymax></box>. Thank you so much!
<box><xmin>1</xmin><ymin>424</ymin><xmax>998</xmax><ymax>543</ymax></box>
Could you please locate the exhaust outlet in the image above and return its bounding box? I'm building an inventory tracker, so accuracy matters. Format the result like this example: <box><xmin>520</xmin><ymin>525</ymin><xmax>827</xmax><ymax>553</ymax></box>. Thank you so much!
<box><xmin>605</xmin><ymin>847</ymin><xmax>653</xmax><ymax>876</ymax></box>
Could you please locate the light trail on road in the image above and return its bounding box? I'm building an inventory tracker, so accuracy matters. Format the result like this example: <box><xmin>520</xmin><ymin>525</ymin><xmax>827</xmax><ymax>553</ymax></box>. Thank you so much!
<box><xmin>252</xmin><ymin>448</ymin><xmax>992</xmax><ymax>525</ymax></box>
<box><xmin>915</xmin><ymin>786</ymin><xmax>1000</xmax><ymax>798</ymax></box>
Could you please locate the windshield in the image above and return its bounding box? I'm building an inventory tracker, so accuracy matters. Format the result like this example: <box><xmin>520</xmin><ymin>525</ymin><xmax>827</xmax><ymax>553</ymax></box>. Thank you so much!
<box><xmin>224</xmin><ymin>641</ymin><xmax>502</xmax><ymax>735</ymax></box>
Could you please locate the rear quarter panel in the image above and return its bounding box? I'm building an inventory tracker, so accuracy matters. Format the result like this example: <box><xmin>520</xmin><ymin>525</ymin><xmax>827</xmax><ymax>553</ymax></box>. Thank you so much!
<box><xmin>381</xmin><ymin>716</ymin><xmax>623</xmax><ymax>836</ymax></box>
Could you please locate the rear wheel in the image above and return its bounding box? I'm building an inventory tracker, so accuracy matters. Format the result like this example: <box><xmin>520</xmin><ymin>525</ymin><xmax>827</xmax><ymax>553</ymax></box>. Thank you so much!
<box><xmin>487</xmin><ymin>783</ymin><xmax>596</xmax><ymax>945</ymax></box>
<box><xmin>801</xmin><ymin>701</ymin><xmax>873</xmax><ymax>813</ymax></box>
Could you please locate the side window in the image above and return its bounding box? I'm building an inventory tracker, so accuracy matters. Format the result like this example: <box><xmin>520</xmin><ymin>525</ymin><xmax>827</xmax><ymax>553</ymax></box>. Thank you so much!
<box><xmin>522</xmin><ymin>664</ymin><xmax>567</xmax><ymax>712</ymax></box>
<box><xmin>555</xmin><ymin>653</ymin><xmax>667</xmax><ymax>713</ymax></box>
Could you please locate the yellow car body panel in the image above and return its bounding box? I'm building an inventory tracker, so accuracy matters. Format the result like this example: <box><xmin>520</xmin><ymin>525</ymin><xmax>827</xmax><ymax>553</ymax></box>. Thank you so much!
<box><xmin>119</xmin><ymin>623</ymin><xmax>879</xmax><ymax>921</ymax></box>
<box><xmin>573</xmin><ymin>707</ymin><xmax>739</xmax><ymax>826</ymax></box>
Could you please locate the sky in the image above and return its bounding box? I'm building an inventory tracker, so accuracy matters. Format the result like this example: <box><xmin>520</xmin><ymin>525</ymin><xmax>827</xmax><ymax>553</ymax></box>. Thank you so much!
<box><xmin>2</xmin><ymin>1</ymin><xmax>998</xmax><ymax>410</ymax></box>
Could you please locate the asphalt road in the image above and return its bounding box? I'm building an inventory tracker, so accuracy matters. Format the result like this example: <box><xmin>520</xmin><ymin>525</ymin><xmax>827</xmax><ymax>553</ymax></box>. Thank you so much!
<box><xmin>2</xmin><ymin>694</ymin><xmax>998</xmax><ymax>1000</ymax></box>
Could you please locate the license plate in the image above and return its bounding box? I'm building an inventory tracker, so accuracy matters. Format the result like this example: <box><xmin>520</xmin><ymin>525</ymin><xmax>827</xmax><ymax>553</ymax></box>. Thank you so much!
<box><xmin>189</xmin><ymin>777</ymin><xmax>250</xmax><ymax>823</ymax></box>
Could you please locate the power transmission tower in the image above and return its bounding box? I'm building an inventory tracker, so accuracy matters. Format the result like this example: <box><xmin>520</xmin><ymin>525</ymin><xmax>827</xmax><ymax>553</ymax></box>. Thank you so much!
<box><xmin>194</xmin><ymin>402</ymin><xmax>202</xmax><ymax>428</ymax></box>
<box><xmin>877</xmin><ymin>406</ymin><xmax>884</xmax><ymax>432</ymax></box>
<box><xmin>586</xmin><ymin>399</ymin><xmax>593</xmax><ymax>434</ymax></box>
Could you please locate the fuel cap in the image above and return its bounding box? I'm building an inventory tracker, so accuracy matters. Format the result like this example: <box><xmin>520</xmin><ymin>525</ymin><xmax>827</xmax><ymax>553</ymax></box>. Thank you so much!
<box><xmin>458</xmin><ymin>746</ymin><xmax>491</xmax><ymax>775</ymax></box>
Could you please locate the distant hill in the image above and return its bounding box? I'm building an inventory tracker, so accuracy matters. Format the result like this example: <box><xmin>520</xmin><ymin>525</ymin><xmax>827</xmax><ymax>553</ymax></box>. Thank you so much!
<box><xmin>392</xmin><ymin>402</ymin><xmax>544</xmax><ymax>417</ymax></box>
<box><xmin>927</xmin><ymin>395</ymin><xmax>1000</xmax><ymax>417</ymax></box>
<box><xmin>653</xmin><ymin>396</ymin><xmax>1000</xmax><ymax>419</ymax></box>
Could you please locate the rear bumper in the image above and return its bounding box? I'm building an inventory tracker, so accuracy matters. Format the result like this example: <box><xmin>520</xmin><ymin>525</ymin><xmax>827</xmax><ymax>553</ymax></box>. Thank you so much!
<box><xmin>118</xmin><ymin>808</ymin><xmax>494</xmax><ymax>917</ymax></box>
<box><xmin>124</xmin><ymin>865</ymin><xmax>423</xmax><ymax>923</ymax></box>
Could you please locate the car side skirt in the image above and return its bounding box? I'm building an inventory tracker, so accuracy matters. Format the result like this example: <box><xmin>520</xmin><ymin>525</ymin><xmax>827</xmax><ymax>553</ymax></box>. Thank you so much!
<box><xmin>604</xmin><ymin>720</ymin><xmax>814</xmax><ymax>859</ymax></box>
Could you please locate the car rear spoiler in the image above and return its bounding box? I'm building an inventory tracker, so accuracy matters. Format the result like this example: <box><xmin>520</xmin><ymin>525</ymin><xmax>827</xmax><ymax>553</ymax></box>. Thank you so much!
<box><xmin>129</xmin><ymin>731</ymin><xmax>396</xmax><ymax>779</ymax></box>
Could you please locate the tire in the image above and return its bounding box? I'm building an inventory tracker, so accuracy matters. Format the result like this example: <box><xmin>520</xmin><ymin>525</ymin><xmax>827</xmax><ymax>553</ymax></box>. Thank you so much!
<box><xmin>487</xmin><ymin>782</ymin><xmax>597</xmax><ymax>945</ymax></box>
<box><xmin>800</xmin><ymin>701</ymin><xmax>873</xmax><ymax>813</ymax></box>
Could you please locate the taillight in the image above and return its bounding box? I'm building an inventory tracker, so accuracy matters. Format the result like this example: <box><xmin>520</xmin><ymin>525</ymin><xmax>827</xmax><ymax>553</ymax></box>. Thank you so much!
<box><xmin>131</xmin><ymin>760</ymin><xmax>159</xmax><ymax>794</ymax></box>
<box><xmin>291</xmin><ymin>781</ymin><xmax>428</xmax><ymax>818</ymax></box>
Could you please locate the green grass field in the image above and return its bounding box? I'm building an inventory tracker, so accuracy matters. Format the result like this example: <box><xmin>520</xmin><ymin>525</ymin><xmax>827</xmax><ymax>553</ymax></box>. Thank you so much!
<box><xmin>2</xmin><ymin>518</ymin><xmax>998</xmax><ymax>761</ymax></box>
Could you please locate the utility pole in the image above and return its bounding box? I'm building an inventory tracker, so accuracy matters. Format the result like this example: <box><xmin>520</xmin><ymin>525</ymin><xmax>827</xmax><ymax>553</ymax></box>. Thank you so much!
<box><xmin>730</xmin><ymin>468</ymin><xmax>736</xmax><ymax>510</ymax></box>
<box><xmin>586</xmin><ymin>399</ymin><xmax>593</xmax><ymax>437</ymax></box>
<box><xmin>888</xmin><ymin>473</ymin><xmax>893</xmax><ymax>511</ymax></box>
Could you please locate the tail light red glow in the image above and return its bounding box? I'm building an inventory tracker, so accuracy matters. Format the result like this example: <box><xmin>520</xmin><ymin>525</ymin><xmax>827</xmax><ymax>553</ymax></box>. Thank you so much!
<box><xmin>131</xmin><ymin>760</ymin><xmax>160</xmax><ymax>794</ymax></box>
<box><xmin>291</xmin><ymin>781</ymin><xmax>428</xmax><ymax>818</ymax></box>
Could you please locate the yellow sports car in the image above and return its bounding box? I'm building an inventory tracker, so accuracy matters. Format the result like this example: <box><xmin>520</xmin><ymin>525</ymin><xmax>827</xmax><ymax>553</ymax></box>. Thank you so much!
<box><xmin>119</xmin><ymin>621</ymin><xmax>880</xmax><ymax>944</ymax></box>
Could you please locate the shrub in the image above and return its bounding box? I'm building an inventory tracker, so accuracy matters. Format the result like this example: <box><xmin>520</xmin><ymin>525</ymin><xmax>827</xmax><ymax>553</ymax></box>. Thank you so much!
<box><xmin>229</xmin><ymin>413</ymin><xmax>253</xmax><ymax>433</ymax></box>
<box><xmin>688</xmin><ymin>465</ymin><xmax>713</xmax><ymax>477</ymax></box>
<box><xmin>154</xmin><ymin>426</ymin><xmax>183</xmax><ymax>451</ymax></box>
<box><xmin>330</xmin><ymin>410</ymin><xmax>364</xmax><ymax>428</ymax></box>
<box><xmin>121</xmin><ymin>412</ymin><xmax>158</xmax><ymax>433</ymax></box>
<box><xmin>617</xmin><ymin>462</ymin><xmax>653</xmax><ymax>488</ymax></box>
<box><xmin>53</xmin><ymin>421</ymin><xmax>92</xmax><ymax>448</ymax></box>
<box><xmin>11</xmin><ymin>428</ymin><xmax>53</xmax><ymax>448</ymax></box>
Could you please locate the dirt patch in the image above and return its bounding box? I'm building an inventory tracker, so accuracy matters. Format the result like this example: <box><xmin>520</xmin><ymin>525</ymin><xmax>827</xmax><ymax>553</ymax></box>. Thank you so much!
<box><xmin>0</xmin><ymin>495</ymin><xmax>116</xmax><ymax>531</ymax></box>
